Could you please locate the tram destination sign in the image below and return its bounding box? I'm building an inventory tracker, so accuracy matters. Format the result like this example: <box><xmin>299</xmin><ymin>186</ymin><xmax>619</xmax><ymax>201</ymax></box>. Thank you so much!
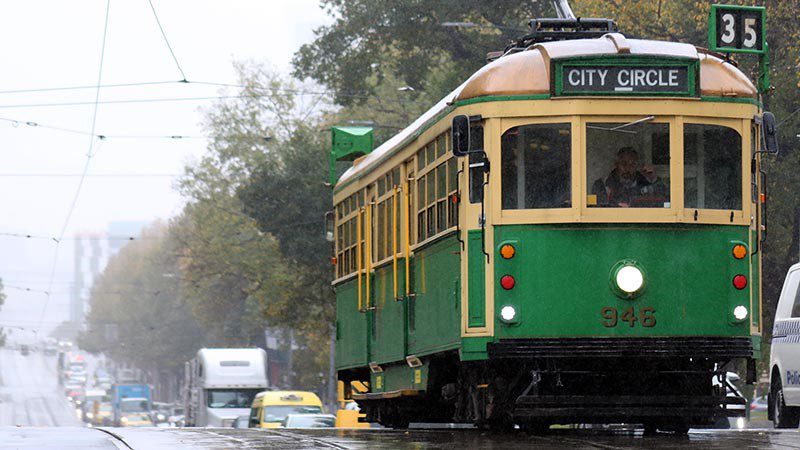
<box><xmin>555</xmin><ymin>62</ymin><xmax>697</xmax><ymax>97</ymax></box>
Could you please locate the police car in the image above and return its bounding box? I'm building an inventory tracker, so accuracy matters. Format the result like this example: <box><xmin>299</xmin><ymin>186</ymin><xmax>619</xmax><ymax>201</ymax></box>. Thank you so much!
<box><xmin>769</xmin><ymin>262</ymin><xmax>800</xmax><ymax>428</ymax></box>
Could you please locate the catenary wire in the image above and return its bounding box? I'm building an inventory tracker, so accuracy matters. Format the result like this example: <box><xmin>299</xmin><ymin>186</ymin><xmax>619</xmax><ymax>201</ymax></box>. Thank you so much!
<box><xmin>39</xmin><ymin>0</ymin><xmax>112</xmax><ymax>325</ymax></box>
<box><xmin>147</xmin><ymin>0</ymin><xmax>187</xmax><ymax>81</ymax></box>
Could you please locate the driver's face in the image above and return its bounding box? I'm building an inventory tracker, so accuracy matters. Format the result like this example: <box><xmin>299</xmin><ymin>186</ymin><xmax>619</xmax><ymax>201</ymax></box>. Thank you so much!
<box><xmin>616</xmin><ymin>153</ymin><xmax>639</xmax><ymax>181</ymax></box>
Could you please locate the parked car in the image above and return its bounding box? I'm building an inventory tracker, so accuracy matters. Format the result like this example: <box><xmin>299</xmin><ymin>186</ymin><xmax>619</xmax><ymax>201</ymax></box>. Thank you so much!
<box><xmin>769</xmin><ymin>262</ymin><xmax>800</xmax><ymax>428</ymax></box>
<box><xmin>282</xmin><ymin>414</ymin><xmax>336</xmax><ymax>428</ymax></box>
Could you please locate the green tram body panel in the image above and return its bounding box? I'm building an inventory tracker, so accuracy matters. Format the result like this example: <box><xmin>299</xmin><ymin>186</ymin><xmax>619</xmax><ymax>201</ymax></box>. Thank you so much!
<box><xmin>335</xmin><ymin>235</ymin><xmax>461</xmax><ymax>371</ymax></box>
<box><xmin>493</xmin><ymin>224</ymin><xmax>754</xmax><ymax>339</ymax></box>
<box><xmin>336</xmin><ymin>224</ymin><xmax>759</xmax><ymax>373</ymax></box>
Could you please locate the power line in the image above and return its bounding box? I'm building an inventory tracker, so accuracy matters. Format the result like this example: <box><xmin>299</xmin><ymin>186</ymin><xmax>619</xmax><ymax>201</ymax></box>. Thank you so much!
<box><xmin>0</xmin><ymin>85</ymin><xmax>372</xmax><ymax>109</ymax></box>
<box><xmin>147</xmin><ymin>0</ymin><xmax>187</xmax><ymax>82</ymax></box>
<box><xmin>40</xmin><ymin>0</ymin><xmax>112</xmax><ymax>325</ymax></box>
<box><xmin>0</xmin><ymin>80</ymin><xmax>184</xmax><ymax>95</ymax></box>
<box><xmin>0</xmin><ymin>231</ymin><xmax>159</xmax><ymax>241</ymax></box>
<box><xmin>0</xmin><ymin>116</ymin><xmax>204</xmax><ymax>139</ymax></box>
<box><xmin>0</xmin><ymin>95</ymin><xmax>253</xmax><ymax>109</ymax></box>
<box><xmin>0</xmin><ymin>173</ymin><xmax>180</xmax><ymax>177</ymax></box>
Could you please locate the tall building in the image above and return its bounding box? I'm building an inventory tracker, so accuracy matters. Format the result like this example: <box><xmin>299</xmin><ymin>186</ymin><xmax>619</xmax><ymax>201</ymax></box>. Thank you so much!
<box><xmin>70</xmin><ymin>221</ymin><xmax>147</xmax><ymax>324</ymax></box>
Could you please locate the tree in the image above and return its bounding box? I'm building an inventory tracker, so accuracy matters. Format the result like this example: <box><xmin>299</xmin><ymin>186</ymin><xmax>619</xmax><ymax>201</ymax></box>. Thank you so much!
<box><xmin>79</xmin><ymin>222</ymin><xmax>206</xmax><ymax>374</ymax></box>
<box><xmin>293</xmin><ymin>0</ymin><xmax>552</xmax><ymax>107</ymax></box>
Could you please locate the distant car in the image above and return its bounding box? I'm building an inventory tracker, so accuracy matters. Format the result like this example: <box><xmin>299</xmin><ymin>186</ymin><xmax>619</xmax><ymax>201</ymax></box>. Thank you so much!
<box><xmin>282</xmin><ymin>414</ymin><xmax>336</xmax><ymax>428</ymax></box>
<box><xmin>168</xmin><ymin>406</ymin><xmax>185</xmax><ymax>427</ymax></box>
<box><xmin>20</xmin><ymin>345</ymin><xmax>29</xmax><ymax>356</ymax></box>
<box><xmin>751</xmin><ymin>395</ymin><xmax>768</xmax><ymax>412</ymax></box>
<box><xmin>120</xmin><ymin>413</ymin><xmax>154</xmax><ymax>427</ymax></box>
<box><xmin>89</xmin><ymin>402</ymin><xmax>114</xmax><ymax>426</ymax></box>
<box><xmin>249</xmin><ymin>391</ymin><xmax>324</xmax><ymax>428</ymax></box>
<box><xmin>232</xmin><ymin>415</ymin><xmax>249</xmax><ymax>428</ymax></box>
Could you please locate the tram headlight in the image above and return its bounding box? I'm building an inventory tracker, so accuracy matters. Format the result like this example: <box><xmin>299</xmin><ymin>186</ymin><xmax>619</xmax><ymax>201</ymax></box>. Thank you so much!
<box><xmin>500</xmin><ymin>305</ymin><xmax>517</xmax><ymax>323</ymax></box>
<box><xmin>615</xmin><ymin>265</ymin><xmax>644</xmax><ymax>294</ymax></box>
<box><xmin>733</xmin><ymin>305</ymin><xmax>748</xmax><ymax>321</ymax></box>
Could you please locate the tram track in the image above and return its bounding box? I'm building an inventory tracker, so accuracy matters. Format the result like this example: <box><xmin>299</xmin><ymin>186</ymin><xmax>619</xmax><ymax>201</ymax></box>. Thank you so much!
<box><xmin>254</xmin><ymin>428</ymin><xmax>349</xmax><ymax>449</ymax></box>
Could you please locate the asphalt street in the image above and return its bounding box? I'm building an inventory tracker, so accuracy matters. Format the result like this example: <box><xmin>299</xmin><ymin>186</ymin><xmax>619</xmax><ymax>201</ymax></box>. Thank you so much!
<box><xmin>1</xmin><ymin>347</ymin><xmax>799</xmax><ymax>449</ymax></box>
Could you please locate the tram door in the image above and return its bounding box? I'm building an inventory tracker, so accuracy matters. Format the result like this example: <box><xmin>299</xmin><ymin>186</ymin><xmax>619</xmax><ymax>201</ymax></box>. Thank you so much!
<box><xmin>463</xmin><ymin>121</ymin><xmax>488</xmax><ymax>333</ymax></box>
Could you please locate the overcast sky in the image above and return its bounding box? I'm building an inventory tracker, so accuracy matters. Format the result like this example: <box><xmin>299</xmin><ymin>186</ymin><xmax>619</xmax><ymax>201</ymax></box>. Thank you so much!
<box><xmin>0</xmin><ymin>0</ymin><xmax>331</xmax><ymax>337</ymax></box>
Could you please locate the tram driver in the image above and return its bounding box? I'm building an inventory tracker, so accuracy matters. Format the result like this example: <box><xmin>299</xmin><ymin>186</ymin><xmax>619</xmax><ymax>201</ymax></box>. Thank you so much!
<box><xmin>591</xmin><ymin>147</ymin><xmax>666</xmax><ymax>207</ymax></box>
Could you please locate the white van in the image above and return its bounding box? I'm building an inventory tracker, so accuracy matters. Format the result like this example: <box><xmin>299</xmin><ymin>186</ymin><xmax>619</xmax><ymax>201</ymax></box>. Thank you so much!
<box><xmin>769</xmin><ymin>262</ymin><xmax>800</xmax><ymax>428</ymax></box>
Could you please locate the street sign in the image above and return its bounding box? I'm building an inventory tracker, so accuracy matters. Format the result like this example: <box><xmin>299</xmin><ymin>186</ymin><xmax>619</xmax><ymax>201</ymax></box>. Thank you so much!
<box><xmin>708</xmin><ymin>5</ymin><xmax>766</xmax><ymax>54</ymax></box>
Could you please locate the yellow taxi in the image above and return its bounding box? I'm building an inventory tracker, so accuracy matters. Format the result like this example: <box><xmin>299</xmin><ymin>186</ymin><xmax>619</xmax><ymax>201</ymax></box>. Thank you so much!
<box><xmin>248</xmin><ymin>391</ymin><xmax>323</xmax><ymax>428</ymax></box>
<box><xmin>119</xmin><ymin>412</ymin><xmax>154</xmax><ymax>427</ymax></box>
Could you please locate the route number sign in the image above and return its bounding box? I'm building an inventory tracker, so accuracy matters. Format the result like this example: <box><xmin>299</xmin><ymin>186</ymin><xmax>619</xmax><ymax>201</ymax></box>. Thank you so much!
<box><xmin>708</xmin><ymin>5</ymin><xmax>766</xmax><ymax>54</ymax></box>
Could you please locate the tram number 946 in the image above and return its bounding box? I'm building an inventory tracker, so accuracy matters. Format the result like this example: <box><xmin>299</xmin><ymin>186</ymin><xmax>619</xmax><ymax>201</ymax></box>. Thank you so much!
<box><xmin>600</xmin><ymin>306</ymin><xmax>656</xmax><ymax>328</ymax></box>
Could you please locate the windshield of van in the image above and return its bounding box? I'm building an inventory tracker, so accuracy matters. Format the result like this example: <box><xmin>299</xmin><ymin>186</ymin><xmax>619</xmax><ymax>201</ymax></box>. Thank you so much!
<box><xmin>206</xmin><ymin>389</ymin><xmax>262</xmax><ymax>409</ymax></box>
<box><xmin>262</xmin><ymin>405</ymin><xmax>323</xmax><ymax>422</ymax></box>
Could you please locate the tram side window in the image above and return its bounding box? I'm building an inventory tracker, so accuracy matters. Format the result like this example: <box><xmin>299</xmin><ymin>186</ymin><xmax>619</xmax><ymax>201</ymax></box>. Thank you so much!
<box><xmin>335</xmin><ymin>191</ymin><xmax>365</xmax><ymax>278</ymax></box>
<box><xmin>586</xmin><ymin>122</ymin><xmax>670</xmax><ymax>208</ymax></box>
<box><xmin>684</xmin><ymin>124</ymin><xmax>742</xmax><ymax>211</ymax></box>
<box><xmin>501</xmin><ymin>123</ymin><xmax>571</xmax><ymax>209</ymax></box>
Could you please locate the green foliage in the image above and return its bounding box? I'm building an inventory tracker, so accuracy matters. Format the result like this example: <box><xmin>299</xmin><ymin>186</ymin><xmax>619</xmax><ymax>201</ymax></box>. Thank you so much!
<box><xmin>79</xmin><ymin>222</ymin><xmax>206</xmax><ymax>373</ymax></box>
<box><xmin>293</xmin><ymin>0</ymin><xmax>552</xmax><ymax>107</ymax></box>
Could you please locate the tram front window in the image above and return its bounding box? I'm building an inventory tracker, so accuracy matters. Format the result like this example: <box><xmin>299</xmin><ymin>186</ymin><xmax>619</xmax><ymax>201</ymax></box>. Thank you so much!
<box><xmin>501</xmin><ymin>123</ymin><xmax>571</xmax><ymax>209</ymax></box>
<box><xmin>683</xmin><ymin>124</ymin><xmax>742</xmax><ymax>210</ymax></box>
<box><xmin>587</xmin><ymin>122</ymin><xmax>670</xmax><ymax>208</ymax></box>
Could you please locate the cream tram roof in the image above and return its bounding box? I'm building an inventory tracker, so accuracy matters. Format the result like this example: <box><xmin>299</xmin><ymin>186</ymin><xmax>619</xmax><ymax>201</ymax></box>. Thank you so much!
<box><xmin>336</xmin><ymin>33</ymin><xmax>757</xmax><ymax>189</ymax></box>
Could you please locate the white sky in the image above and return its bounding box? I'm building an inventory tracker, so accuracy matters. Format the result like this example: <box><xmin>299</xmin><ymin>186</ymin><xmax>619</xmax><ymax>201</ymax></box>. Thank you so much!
<box><xmin>0</xmin><ymin>0</ymin><xmax>331</xmax><ymax>337</ymax></box>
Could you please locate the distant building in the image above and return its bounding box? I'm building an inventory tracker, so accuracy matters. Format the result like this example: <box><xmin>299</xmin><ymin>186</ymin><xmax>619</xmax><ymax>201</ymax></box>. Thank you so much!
<box><xmin>69</xmin><ymin>221</ymin><xmax>147</xmax><ymax>324</ymax></box>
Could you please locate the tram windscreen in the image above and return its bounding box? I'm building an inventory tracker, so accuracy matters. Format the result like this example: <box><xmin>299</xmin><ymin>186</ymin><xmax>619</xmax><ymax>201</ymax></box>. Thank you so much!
<box><xmin>586</xmin><ymin>122</ymin><xmax>670</xmax><ymax>208</ymax></box>
<box><xmin>501</xmin><ymin>123</ymin><xmax>571</xmax><ymax>209</ymax></box>
<box><xmin>683</xmin><ymin>124</ymin><xmax>742</xmax><ymax>210</ymax></box>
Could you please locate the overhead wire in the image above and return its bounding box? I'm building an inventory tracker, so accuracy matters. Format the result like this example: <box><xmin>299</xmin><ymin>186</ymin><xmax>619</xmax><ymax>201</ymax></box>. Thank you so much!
<box><xmin>0</xmin><ymin>173</ymin><xmax>181</xmax><ymax>177</ymax></box>
<box><xmin>147</xmin><ymin>0</ymin><xmax>187</xmax><ymax>82</ymax></box>
<box><xmin>0</xmin><ymin>231</ymin><xmax>158</xmax><ymax>241</ymax></box>
<box><xmin>0</xmin><ymin>116</ymin><xmax>204</xmax><ymax>139</ymax></box>
<box><xmin>39</xmin><ymin>0</ymin><xmax>112</xmax><ymax>325</ymax></box>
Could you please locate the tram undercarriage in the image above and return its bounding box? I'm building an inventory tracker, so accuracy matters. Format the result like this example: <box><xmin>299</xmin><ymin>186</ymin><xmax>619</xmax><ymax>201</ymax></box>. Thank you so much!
<box><xmin>355</xmin><ymin>337</ymin><xmax>752</xmax><ymax>433</ymax></box>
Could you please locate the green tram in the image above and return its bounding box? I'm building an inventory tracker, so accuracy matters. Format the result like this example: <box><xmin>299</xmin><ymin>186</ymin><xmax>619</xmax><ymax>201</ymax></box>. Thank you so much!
<box><xmin>331</xmin><ymin>17</ymin><xmax>777</xmax><ymax>432</ymax></box>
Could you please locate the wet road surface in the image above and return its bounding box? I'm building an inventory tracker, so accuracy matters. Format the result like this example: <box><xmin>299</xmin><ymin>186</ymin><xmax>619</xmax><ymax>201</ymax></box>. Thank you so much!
<box><xmin>2</xmin><ymin>346</ymin><xmax>799</xmax><ymax>449</ymax></box>
<box><xmin>2</xmin><ymin>426</ymin><xmax>800</xmax><ymax>449</ymax></box>
<box><xmin>0</xmin><ymin>348</ymin><xmax>82</xmax><ymax>427</ymax></box>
